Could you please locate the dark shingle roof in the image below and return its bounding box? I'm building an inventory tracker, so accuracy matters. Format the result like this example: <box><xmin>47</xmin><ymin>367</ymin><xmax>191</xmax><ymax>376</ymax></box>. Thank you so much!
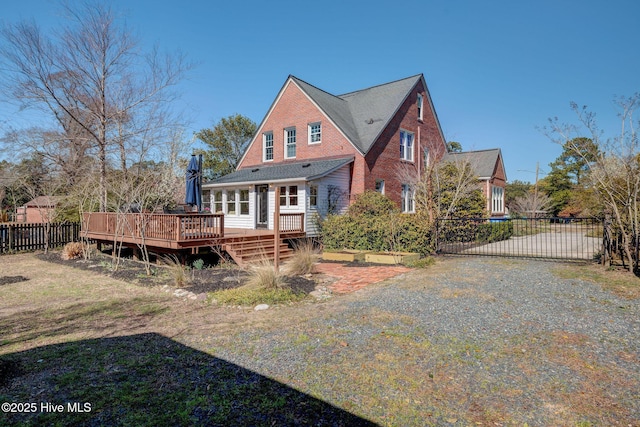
<box><xmin>205</xmin><ymin>157</ymin><xmax>354</xmax><ymax>186</ymax></box>
<box><xmin>290</xmin><ymin>75</ymin><xmax>423</xmax><ymax>154</ymax></box>
<box><xmin>442</xmin><ymin>149</ymin><xmax>503</xmax><ymax>179</ymax></box>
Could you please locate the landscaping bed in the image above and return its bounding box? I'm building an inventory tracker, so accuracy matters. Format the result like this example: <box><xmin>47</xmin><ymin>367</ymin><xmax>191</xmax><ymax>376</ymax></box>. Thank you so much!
<box><xmin>35</xmin><ymin>250</ymin><xmax>317</xmax><ymax>296</ymax></box>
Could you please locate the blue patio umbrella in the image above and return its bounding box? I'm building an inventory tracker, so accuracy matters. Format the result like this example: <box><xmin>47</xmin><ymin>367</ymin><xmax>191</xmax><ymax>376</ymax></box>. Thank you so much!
<box><xmin>185</xmin><ymin>154</ymin><xmax>202</xmax><ymax>212</ymax></box>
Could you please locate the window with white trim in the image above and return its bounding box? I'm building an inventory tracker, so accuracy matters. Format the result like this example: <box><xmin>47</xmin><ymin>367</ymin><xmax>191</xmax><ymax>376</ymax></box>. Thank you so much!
<box><xmin>285</xmin><ymin>127</ymin><xmax>296</xmax><ymax>159</ymax></box>
<box><xmin>309</xmin><ymin>185</ymin><xmax>318</xmax><ymax>208</ymax></box>
<box><xmin>417</xmin><ymin>94</ymin><xmax>424</xmax><ymax>121</ymax></box>
<box><xmin>308</xmin><ymin>122</ymin><xmax>321</xmax><ymax>144</ymax></box>
<box><xmin>213</xmin><ymin>191</ymin><xmax>223</xmax><ymax>213</ymax></box>
<box><xmin>239</xmin><ymin>189</ymin><xmax>249</xmax><ymax>215</ymax></box>
<box><xmin>492</xmin><ymin>185</ymin><xmax>504</xmax><ymax>213</ymax></box>
<box><xmin>423</xmin><ymin>147</ymin><xmax>430</xmax><ymax>169</ymax></box>
<box><xmin>263</xmin><ymin>132</ymin><xmax>273</xmax><ymax>161</ymax></box>
<box><xmin>375</xmin><ymin>179</ymin><xmax>385</xmax><ymax>194</ymax></box>
<box><xmin>400</xmin><ymin>130</ymin><xmax>414</xmax><ymax>162</ymax></box>
<box><xmin>226</xmin><ymin>190</ymin><xmax>236</xmax><ymax>215</ymax></box>
<box><xmin>279</xmin><ymin>185</ymin><xmax>298</xmax><ymax>207</ymax></box>
<box><xmin>401</xmin><ymin>184</ymin><xmax>415</xmax><ymax>213</ymax></box>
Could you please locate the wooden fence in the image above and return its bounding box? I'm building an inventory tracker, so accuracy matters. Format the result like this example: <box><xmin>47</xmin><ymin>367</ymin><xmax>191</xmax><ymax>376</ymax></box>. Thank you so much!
<box><xmin>0</xmin><ymin>222</ymin><xmax>80</xmax><ymax>254</ymax></box>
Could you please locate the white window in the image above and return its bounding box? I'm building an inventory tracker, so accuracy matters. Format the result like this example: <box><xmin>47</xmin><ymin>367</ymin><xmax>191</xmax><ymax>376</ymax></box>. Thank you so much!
<box><xmin>401</xmin><ymin>184</ymin><xmax>415</xmax><ymax>213</ymax></box>
<box><xmin>279</xmin><ymin>185</ymin><xmax>298</xmax><ymax>207</ymax></box>
<box><xmin>226</xmin><ymin>190</ymin><xmax>236</xmax><ymax>215</ymax></box>
<box><xmin>309</xmin><ymin>185</ymin><xmax>318</xmax><ymax>208</ymax></box>
<box><xmin>263</xmin><ymin>132</ymin><xmax>273</xmax><ymax>161</ymax></box>
<box><xmin>213</xmin><ymin>191</ymin><xmax>223</xmax><ymax>213</ymax></box>
<box><xmin>375</xmin><ymin>179</ymin><xmax>385</xmax><ymax>194</ymax></box>
<box><xmin>400</xmin><ymin>130</ymin><xmax>414</xmax><ymax>162</ymax></box>
<box><xmin>492</xmin><ymin>185</ymin><xmax>504</xmax><ymax>213</ymax></box>
<box><xmin>308</xmin><ymin>122</ymin><xmax>321</xmax><ymax>144</ymax></box>
<box><xmin>285</xmin><ymin>127</ymin><xmax>296</xmax><ymax>159</ymax></box>
<box><xmin>423</xmin><ymin>147</ymin><xmax>430</xmax><ymax>169</ymax></box>
<box><xmin>239</xmin><ymin>189</ymin><xmax>249</xmax><ymax>215</ymax></box>
<box><xmin>417</xmin><ymin>94</ymin><xmax>424</xmax><ymax>121</ymax></box>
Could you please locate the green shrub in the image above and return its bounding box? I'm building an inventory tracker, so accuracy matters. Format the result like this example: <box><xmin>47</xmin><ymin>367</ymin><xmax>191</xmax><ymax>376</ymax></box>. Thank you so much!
<box><xmin>475</xmin><ymin>220</ymin><xmax>513</xmax><ymax>243</ymax></box>
<box><xmin>321</xmin><ymin>191</ymin><xmax>435</xmax><ymax>256</ymax></box>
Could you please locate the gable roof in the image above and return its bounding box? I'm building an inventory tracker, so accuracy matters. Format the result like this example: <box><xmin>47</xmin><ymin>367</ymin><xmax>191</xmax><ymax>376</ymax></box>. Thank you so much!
<box><xmin>241</xmin><ymin>74</ymin><xmax>446</xmax><ymax>167</ymax></box>
<box><xmin>291</xmin><ymin>74</ymin><xmax>430</xmax><ymax>155</ymax></box>
<box><xmin>205</xmin><ymin>157</ymin><xmax>354</xmax><ymax>187</ymax></box>
<box><xmin>443</xmin><ymin>148</ymin><xmax>506</xmax><ymax>181</ymax></box>
<box><xmin>24</xmin><ymin>196</ymin><xmax>61</xmax><ymax>207</ymax></box>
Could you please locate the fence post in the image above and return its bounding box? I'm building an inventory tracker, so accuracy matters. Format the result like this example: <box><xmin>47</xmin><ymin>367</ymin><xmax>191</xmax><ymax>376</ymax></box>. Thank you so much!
<box><xmin>8</xmin><ymin>223</ymin><xmax>14</xmax><ymax>252</ymax></box>
<box><xmin>602</xmin><ymin>214</ymin><xmax>612</xmax><ymax>267</ymax></box>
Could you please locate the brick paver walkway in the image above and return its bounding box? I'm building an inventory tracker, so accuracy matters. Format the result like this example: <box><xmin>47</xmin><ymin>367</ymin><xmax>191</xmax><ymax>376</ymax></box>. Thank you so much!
<box><xmin>315</xmin><ymin>262</ymin><xmax>412</xmax><ymax>294</ymax></box>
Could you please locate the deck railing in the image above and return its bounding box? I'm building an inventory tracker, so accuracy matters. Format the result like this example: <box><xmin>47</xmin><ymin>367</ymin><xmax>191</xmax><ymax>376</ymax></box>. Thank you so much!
<box><xmin>82</xmin><ymin>212</ymin><xmax>224</xmax><ymax>242</ymax></box>
<box><xmin>279</xmin><ymin>213</ymin><xmax>304</xmax><ymax>233</ymax></box>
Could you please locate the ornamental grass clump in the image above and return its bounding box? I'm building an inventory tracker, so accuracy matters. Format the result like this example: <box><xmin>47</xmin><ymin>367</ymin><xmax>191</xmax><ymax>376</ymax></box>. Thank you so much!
<box><xmin>284</xmin><ymin>239</ymin><xmax>319</xmax><ymax>276</ymax></box>
<box><xmin>61</xmin><ymin>242</ymin><xmax>85</xmax><ymax>260</ymax></box>
<box><xmin>162</xmin><ymin>255</ymin><xmax>190</xmax><ymax>288</ymax></box>
<box><xmin>245</xmin><ymin>257</ymin><xmax>286</xmax><ymax>290</ymax></box>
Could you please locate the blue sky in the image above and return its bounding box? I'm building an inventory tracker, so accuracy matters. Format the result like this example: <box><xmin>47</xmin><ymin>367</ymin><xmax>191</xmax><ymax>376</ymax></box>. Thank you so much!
<box><xmin>2</xmin><ymin>0</ymin><xmax>639</xmax><ymax>183</ymax></box>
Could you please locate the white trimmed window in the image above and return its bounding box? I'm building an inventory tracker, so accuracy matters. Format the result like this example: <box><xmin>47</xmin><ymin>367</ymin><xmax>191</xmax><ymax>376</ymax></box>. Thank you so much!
<box><xmin>226</xmin><ymin>190</ymin><xmax>236</xmax><ymax>215</ymax></box>
<box><xmin>239</xmin><ymin>189</ymin><xmax>249</xmax><ymax>215</ymax></box>
<box><xmin>263</xmin><ymin>132</ymin><xmax>274</xmax><ymax>161</ymax></box>
<box><xmin>308</xmin><ymin>122</ymin><xmax>321</xmax><ymax>144</ymax></box>
<box><xmin>400</xmin><ymin>130</ymin><xmax>414</xmax><ymax>162</ymax></box>
<box><xmin>492</xmin><ymin>185</ymin><xmax>504</xmax><ymax>213</ymax></box>
<box><xmin>417</xmin><ymin>93</ymin><xmax>424</xmax><ymax>121</ymax></box>
<box><xmin>309</xmin><ymin>185</ymin><xmax>318</xmax><ymax>208</ymax></box>
<box><xmin>423</xmin><ymin>147</ymin><xmax>430</xmax><ymax>169</ymax></box>
<box><xmin>279</xmin><ymin>185</ymin><xmax>299</xmax><ymax>207</ymax></box>
<box><xmin>213</xmin><ymin>191</ymin><xmax>223</xmax><ymax>213</ymax></box>
<box><xmin>401</xmin><ymin>184</ymin><xmax>415</xmax><ymax>213</ymax></box>
<box><xmin>375</xmin><ymin>179</ymin><xmax>385</xmax><ymax>194</ymax></box>
<box><xmin>285</xmin><ymin>127</ymin><xmax>296</xmax><ymax>159</ymax></box>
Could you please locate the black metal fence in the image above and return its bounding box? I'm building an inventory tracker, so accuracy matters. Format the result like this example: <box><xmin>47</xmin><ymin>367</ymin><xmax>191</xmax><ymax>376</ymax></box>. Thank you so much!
<box><xmin>436</xmin><ymin>217</ymin><xmax>603</xmax><ymax>261</ymax></box>
<box><xmin>0</xmin><ymin>222</ymin><xmax>80</xmax><ymax>254</ymax></box>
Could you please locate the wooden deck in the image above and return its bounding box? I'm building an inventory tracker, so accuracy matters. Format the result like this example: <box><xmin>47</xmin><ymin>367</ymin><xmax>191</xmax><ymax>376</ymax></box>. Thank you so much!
<box><xmin>81</xmin><ymin>212</ymin><xmax>306</xmax><ymax>263</ymax></box>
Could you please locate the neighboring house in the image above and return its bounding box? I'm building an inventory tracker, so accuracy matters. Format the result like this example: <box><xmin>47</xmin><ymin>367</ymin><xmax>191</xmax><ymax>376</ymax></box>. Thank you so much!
<box><xmin>203</xmin><ymin>73</ymin><xmax>448</xmax><ymax>234</ymax></box>
<box><xmin>17</xmin><ymin>196</ymin><xmax>60</xmax><ymax>223</ymax></box>
<box><xmin>442</xmin><ymin>149</ymin><xmax>507</xmax><ymax>218</ymax></box>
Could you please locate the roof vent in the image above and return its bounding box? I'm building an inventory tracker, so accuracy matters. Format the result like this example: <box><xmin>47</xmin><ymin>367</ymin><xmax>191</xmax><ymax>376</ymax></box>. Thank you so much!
<box><xmin>251</xmin><ymin>168</ymin><xmax>259</xmax><ymax>172</ymax></box>
<box><xmin>302</xmin><ymin>163</ymin><xmax>311</xmax><ymax>168</ymax></box>
<box><xmin>366</xmin><ymin>118</ymin><xmax>374</xmax><ymax>124</ymax></box>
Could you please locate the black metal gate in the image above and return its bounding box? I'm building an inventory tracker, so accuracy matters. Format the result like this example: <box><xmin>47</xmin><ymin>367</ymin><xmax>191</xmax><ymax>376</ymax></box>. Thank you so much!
<box><xmin>436</xmin><ymin>217</ymin><xmax>603</xmax><ymax>261</ymax></box>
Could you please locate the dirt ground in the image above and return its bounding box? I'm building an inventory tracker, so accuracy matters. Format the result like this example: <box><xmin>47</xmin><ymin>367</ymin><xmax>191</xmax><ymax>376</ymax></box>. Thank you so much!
<box><xmin>1</xmin><ymin>252</ymin><xmax>639</xmax><ymax>426</ymax></box>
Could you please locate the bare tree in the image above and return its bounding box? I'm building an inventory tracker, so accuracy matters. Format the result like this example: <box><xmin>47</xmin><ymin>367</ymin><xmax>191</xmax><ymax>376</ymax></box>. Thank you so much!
<box><xmin>544</xmin><ymin>94</ymin><xmax>640</xmax><ymax>274</ymax></box>
<box><xmin>399</xmin><ymin>147</ymin><xmax>486</xmax><ymax>221</ymax></box>
<box><xmin>510</xmin><ymin>192</ymin><xmax>552</xmax><ymax>218</ymax></box>
<box><xmin>0</xmin><ymin>1</ymin><xmax>191</xmax><ymax>211</ymax></box>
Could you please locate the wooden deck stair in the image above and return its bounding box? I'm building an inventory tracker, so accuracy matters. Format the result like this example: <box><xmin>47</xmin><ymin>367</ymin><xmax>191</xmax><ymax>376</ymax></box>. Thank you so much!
<box><xmin>223</xmin><ymin>235</ymin><xmax>294</xmax><ymax>267</ymax></box>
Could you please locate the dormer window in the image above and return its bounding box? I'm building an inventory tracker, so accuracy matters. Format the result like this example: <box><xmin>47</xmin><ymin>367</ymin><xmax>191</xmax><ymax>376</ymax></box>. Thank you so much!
<box><xmin>417</xmin><ymin>93</ymin><xmax>424</xmax><ymax>121</ymax></box>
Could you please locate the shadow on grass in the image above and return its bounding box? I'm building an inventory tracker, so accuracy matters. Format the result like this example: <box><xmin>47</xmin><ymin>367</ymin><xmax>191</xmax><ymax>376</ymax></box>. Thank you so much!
<box><xmin>0</xmin><ymin>333</ymin><xmax>377</xmax><ymax>426</ymax></box>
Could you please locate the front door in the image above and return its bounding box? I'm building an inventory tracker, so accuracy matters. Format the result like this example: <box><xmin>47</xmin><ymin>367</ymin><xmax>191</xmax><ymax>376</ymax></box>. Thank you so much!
<box><xmin>256</xmin><ymin>184</ymin><xmax>269</xmax><ymax>228</ymax></box>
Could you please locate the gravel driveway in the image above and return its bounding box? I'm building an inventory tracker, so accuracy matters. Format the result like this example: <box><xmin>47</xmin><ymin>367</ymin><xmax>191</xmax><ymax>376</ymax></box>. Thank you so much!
<box><xmin>197</xmin><ymin>257</ymin><xmax>640</xmax><ymax>425</ymax></box>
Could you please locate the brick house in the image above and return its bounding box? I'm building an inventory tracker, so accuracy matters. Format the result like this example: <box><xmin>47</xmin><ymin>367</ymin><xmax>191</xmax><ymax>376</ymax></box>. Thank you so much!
<box><xmin>442</xmin><ymin>149</ymin><xmax>507</xmax><ymax>217</ymax></box>
<box><xmin>202</xmin><ymin>74</ymin><xmax>450</xmax><ymax>234</ymax></box>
